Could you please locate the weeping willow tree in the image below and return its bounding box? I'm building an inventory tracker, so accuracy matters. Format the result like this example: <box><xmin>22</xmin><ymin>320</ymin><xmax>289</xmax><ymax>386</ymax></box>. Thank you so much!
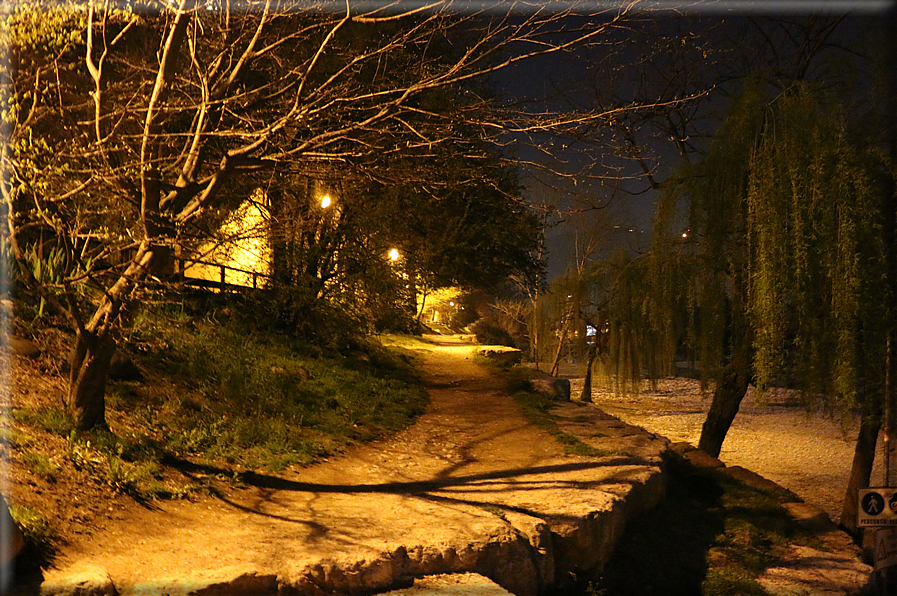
<box><xmin>650</xmin><ymin>80</ymin><xmax>891</xmax><ymax>534</ymax></box>
<box><xmin>599</xmin><ymin>250</ymin><xmax>676</xmax><ymax>394</ymax></box>
<box><xmin>650</xmin><ymin>82</ymin><xmax>768</xmax><ymax>458</ymax></box>
<box><xmin>537</xmin><ymin>249</ymin><xmax>675</xmax><ymax>398</ymax></box>
<box><xmin>534</xmin><ymin>264</ymin><xmax>588</xmax><ymax>377</ymax></box>
<box><xmin>746</xmin><ymin>89</ymin><xmax>888</xmax><ymax>535</ymax></box>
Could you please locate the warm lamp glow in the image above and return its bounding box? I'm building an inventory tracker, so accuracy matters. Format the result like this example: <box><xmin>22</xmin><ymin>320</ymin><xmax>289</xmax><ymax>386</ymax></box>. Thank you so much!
<box><xmin>320</xmin><ymin>195</ymin><xmax>332</xmax><ymax>209</ymax></box>
<box><xmin>389</xmin><ymin>248</ymin><xmax>400</xmax><ymax>261</ymax></box>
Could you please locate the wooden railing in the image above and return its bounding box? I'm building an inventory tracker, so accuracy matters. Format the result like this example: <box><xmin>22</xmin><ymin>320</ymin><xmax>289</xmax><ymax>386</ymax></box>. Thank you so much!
<box><xmin>174</xmin><ymin>257</ymin><xmax>271</xmax><ymax>291</ymax></box>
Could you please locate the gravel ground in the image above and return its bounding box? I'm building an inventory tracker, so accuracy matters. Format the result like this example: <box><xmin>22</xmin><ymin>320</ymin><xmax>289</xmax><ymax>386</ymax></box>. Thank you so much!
<box><xmin>568</xmin><ymin>374</ymin><xmax>888</xmax><ymax>523</ymax></box>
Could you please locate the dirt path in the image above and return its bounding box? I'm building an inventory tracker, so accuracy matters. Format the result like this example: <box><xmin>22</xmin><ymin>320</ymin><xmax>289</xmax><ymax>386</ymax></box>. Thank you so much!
<box><xmin>41</xmin><ymin>336</ymin><xmax>666</xmax><ymax>595</ymax></box>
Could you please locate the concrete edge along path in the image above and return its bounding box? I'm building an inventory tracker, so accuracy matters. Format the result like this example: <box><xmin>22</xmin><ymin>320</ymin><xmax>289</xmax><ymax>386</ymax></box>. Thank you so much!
<box><xmin>39</xmin><ymin>336</ymin><xmax>671</xmax><ymax>595</ymax></box>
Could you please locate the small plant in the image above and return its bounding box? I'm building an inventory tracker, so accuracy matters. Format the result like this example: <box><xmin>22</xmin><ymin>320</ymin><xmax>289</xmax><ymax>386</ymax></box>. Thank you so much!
<box><xmin>477</xmin><ymin>504</ymin><xmax>509</xmax><ymax>522</ymax></box>
<box><xmin>20</xmin><ymin>451</ymin><xmax>59</xmax><ymax>482</ymax></box>
<box><xmin>104</xmin><ymin>447</ymin><xmax>142</xmax><ymax>494</ymax></box>
<box><xmin>22</xmin><ymin>243</ymin><xmax>67</xmax><ymax>318</ymax></box>
<box><xmin>9</xmin><ymin>504</ymin><xmax>56</xmax><ymax>555</ymax></box>
<box><xmin>66</xmin><ymin>434</ymin><xmax>99</xmax><ymax>468</ymax></box>
<box><xmin>14</xmin><ymin>406</ymin><xmax>73</xmax><ymax>436</ymax></box>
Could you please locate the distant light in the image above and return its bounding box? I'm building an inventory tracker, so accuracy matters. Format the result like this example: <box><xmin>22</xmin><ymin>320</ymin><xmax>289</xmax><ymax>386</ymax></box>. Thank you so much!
<box><xmin>682</xmin><ymin>231</ymin><xmax>688</xmax><ymax>239</ymax></box>
<box><xmin>449</xmin><ymin>301</ymin><xmax>454</xmax><ymax>307</ymax></box>
<box><xmin>389</xmin><ymin>248</ymin><xmax>400</xmax><ymax>261</ymax></box>
<box><xmin>320</xmin><ymin>195</ymin><xmax>331</xmax><ymax>209</ymax></box>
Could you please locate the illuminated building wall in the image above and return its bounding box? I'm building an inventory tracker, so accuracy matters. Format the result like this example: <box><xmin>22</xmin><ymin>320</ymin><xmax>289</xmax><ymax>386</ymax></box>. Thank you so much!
<box><xmin>183</xmin><ymin>194</ymin><xmax>272</xmax><ymax>288</ymax></box>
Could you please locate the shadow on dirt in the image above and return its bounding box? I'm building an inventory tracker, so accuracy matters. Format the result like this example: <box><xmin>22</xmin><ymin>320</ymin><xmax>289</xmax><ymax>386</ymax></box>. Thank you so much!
<box><xmin>577</xmin><ymin>452</ymin><xmax>725</xmax><ymax>596</ymax></box>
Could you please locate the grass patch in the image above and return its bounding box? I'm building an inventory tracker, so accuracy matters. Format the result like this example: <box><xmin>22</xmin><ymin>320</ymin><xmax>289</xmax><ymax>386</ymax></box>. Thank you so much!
<box><xmin>9</xmin><ymin>504</ymin><xmax>56</xmax><ymax>562</ymax></box>
<box><xmin>13</xmin><ymin>406</ymin><xmax>73</xmax><ymax>436</ymax></box>
<box><xmin>500</xmin><ymin>369</ymin><xmax>626</xmax><ymax>458</ymax></box>
<box><xmin>585</xmin><ymin>451</ymin><xmax>812</xmax><ymax>596</ymax></box>
<box><xmin>19</xmin><ymin>451</ymin><xmax>60</xmax><ymax>482</ymax></box>
<box><xmin>477</xmin><ymin>503</ymin><xmax>509</xmax><ymax>522</ymax></box>
<box><xmin>12</xmin><ymin>292</ymin><xmax>430</xmax><ymax>512</ymax></box>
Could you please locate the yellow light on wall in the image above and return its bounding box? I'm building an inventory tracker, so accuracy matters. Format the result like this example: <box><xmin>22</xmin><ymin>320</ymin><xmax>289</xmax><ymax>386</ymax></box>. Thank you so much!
<box><xmin>389</xmin><ymin>248</ymin><xmax>400</xmax><ymax>261</ymax></box>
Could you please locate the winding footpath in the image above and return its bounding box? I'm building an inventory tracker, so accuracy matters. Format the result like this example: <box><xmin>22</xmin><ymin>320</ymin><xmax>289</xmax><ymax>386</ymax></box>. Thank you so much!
<box><xmin>39</xmin><ymin>337</ymin><xmax>667</xmax><ymax>596</ymax></box>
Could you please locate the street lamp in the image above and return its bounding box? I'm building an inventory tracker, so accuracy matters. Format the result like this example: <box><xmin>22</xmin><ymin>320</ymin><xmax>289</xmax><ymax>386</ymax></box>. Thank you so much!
<box><xmin>320</xmin><ymin>195</ymin><xmax>332</xmax><ymax>209</ymax></box>
<box><xmin>389</xmin><ymin>248</ymin><xmax>400</xmax><ymax>262</ymax></box>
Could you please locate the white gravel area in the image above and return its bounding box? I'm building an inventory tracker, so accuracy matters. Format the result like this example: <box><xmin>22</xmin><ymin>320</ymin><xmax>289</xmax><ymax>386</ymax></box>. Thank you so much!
<box><xmin>571</xmin><ymin>375</ymin><xmax>889</xmax><ymax>523</ymax></box>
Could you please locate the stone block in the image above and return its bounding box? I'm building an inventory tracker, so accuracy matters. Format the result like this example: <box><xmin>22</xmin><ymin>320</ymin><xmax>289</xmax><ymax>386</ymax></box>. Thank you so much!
<box><xmin>531</xmin><ymin>377</ymin><xmax>571</xmax><ymax>402</ymax></box>
<box><xmin>477</xmin><ymin>348</ymin><xmax>523</xmax><ymax>367</ymax></box>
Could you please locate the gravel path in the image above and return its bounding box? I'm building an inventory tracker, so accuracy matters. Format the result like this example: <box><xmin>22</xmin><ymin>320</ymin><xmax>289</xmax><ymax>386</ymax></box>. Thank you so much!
<box><xmin>570</xmin><ymin>375</ymin><xmax>887</xmax><ymax>523</ymax></box>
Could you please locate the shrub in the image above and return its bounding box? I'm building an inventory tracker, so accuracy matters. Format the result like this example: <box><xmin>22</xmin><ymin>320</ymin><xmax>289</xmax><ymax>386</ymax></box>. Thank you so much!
<box><xmin>470</xmin><ymin>319</ymin><xmax>516</xmax><ymax>348</ymax></box>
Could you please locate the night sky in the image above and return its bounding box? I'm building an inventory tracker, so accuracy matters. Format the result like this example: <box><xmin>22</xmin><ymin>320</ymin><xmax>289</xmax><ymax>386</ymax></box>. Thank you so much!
<box><xmin>492</xmin><ymin>0</ymin><xmax>893</xmax><ymax>279</ymax></box>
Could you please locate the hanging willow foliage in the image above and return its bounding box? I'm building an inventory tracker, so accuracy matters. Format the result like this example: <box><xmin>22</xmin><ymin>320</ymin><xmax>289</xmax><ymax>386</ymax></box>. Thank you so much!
<box><xmin>603</xmin><ymin>250</ymin><xmax>676</xmax><ymax>392</ymax></box>
<box><xmin>747</xmin><ymin>86</ymin><xmax>879</xmax><ymax>412</ymax></box>
<box><xmin>649</xmin><ymin>80</ymin><xmax>770</xmax><ymax>388</ymax></box>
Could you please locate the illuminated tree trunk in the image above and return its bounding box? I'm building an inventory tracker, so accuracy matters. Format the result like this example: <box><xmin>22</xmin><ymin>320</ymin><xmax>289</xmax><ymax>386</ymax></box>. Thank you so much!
<box><xmin>68</xmin><ymin>330</ymin><xmax>116</xmax><ymax>431</ymax></box>
<box><xmin>549</xmin><ymin>313</ymin><xmax>572</xmax><ymax>377</ymax></box>
<box><xmin>580</xmin><ymin>342</ymin><xmax>598</xmax><ymax>402</ymax></box>
<box><xmin>65</xmin><ymin>246</ymin><xmax>155</xmax><ymax>430</ymax></box>
<box><xmin>697</xmin><ymin>342</ymin><xmax>751</xmax><ymax>458</ymax></box>
<box><xmin>840</xmin><ymin>401</ymin><xmax>882</xmax><ymax>537</ymax></box>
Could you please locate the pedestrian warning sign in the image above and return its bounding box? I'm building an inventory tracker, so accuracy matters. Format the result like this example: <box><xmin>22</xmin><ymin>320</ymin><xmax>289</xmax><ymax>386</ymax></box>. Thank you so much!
<box><xmin>858</xmin><ymin>488</ymin><xmax>897</xmax><ymax>527</ymax></box>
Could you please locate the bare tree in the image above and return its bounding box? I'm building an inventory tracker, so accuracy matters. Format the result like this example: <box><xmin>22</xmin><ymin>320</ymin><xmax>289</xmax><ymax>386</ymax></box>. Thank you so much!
<box><xmin>2</xmin><ymin>0</ymin><xmax>642</xmax><ymax>430</ymax></box>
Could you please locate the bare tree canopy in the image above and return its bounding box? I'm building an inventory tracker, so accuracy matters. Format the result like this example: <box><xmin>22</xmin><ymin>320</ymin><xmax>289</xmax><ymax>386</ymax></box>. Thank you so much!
<box><xmin>1</xmin><ymin>0</ymin><xmax>641</xmax><ymax>430</ymax></box>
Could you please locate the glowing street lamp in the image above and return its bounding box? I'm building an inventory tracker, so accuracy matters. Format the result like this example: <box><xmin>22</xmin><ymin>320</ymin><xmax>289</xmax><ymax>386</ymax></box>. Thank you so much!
<box><xmin>320</xmin><ymin>195</ymin><xmax>332</xmax><ymax>209</ymax></box>
<box><xmin>389</xmin><ymin>248</ymin><xmax>400</xmax><ymax>262</ymax></box>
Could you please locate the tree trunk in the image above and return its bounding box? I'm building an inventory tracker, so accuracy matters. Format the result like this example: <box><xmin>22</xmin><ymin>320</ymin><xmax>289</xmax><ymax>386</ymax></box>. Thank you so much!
<box><xmin>68</xmin><ymin>330</ymin><xmax>117</xmax><ymax>431</ymax></box>
<box><xmin>580</xmin><ymin>344</ymin><xmax>598</xmax><ymax>402</ymax></box>
<box><xmin>698</xmin><ymin>355</ymin><xmax>751</xmax><ymax>458</ymax></box>
<box><xmin>839</xmin><ymin>405</ymin><xmax>881</xmax><ymax>539</ymax></box>
<box><xmin>549</xmin><ymin>314</ymin><xmax>572</xmax><ymax>377</ymax></box>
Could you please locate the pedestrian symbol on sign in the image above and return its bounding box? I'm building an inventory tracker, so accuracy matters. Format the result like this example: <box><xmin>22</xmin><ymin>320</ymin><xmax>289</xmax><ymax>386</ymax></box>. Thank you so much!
<box><xmin>863</xmin><ymin>492</ymin><xmax>885</xmax><ymax>516</ymax></box>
